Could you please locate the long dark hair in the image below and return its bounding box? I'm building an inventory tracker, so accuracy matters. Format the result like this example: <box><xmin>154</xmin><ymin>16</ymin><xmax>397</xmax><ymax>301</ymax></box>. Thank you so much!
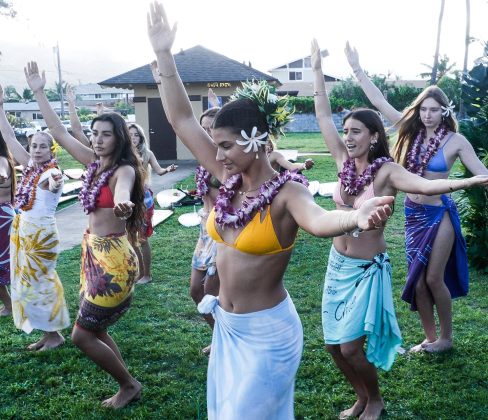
<box><xmin>343</xmin><ymin>108</ymin><xmax>391</xmax><ymax>162</ymax></box>
<box><xmin>91</xmin><ymin>113</ymin><xmax>145</xmax><ymax>239</ymax></box>
<box><xmin>213</xmin><ymin>99</ymin><xmax>269</xmax><ymax>140</ymax></box>
<box><xmin>0</xmin><ymin>131</ymin><xmax>16</xmax><ymax>203</ymax></box>
<box><xmin>393</xmin><ymin>86</ymin><xmax>457</xmax><ymax>167</ymax></box>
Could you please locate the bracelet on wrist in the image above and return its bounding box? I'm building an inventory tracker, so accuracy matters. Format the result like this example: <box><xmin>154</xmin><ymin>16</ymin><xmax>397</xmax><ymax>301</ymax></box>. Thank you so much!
<box><xmin>158</xmin><ymin>70</ymin><xmax>177</xmax><ymax>78</ymax></box>
<box><xmin>313</xmin><ymin>90</ymin><xmax>327</xmax><ymax>97</ymax></box>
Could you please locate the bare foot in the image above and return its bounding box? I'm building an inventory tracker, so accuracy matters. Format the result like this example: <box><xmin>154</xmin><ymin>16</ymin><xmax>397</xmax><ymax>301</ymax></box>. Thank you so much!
<box><xmin>136</xmin><ymin>276</ymin><xmax>152</xmax><ymax>285</ymax></box>
<box><xmin>359</xmin><ymin>399</ymin><xmax>384</xmax><ymax>420</ymax></box>
<box><xmin>339</xmin><ymin>399</ymin><xmax>367</xmax><ymax>419</ymax></box>
<box><xmin>0</xmin><ymin>306</ymin><xmax>12</xmax><ymax>316</ymax></box>
<box><xmin>409</xmin><ymin>339</ymin><xmax>434</xmax><ymax>353</ymax></box>
<box><xmin>27</xmin><ymin>335</ymin><xmax>49</xmax><ymax>351</ymax></box>
<box><xmin>38</xmin><ymin>332</ymin><xmax>65</xmax><ymax>351</ymax></box>
<box><xmin>202</xmin><ymin>344</ymin><xmax>211</xmax><ymax>356</ymax></box>
<box><xmin>422</xmin><ymin>338</ymin><xmax>452</xmax><ymax>353</ymax></box>
<box><xmin>102</xmin><ymin>380</ymin><xmax>142</xmax><ymax>409</ymax></box>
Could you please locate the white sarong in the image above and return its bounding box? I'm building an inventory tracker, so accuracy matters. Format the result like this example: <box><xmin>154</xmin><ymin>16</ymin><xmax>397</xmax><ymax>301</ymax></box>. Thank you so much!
<box><xmin>198</xmin><ymin>293</ymin><xmax>303</xmax><ymax>420</ymax></box>
<box><xmin>11</xmin><ymin>214</ymin><xmax>70</xmax><ymax>333</ymax></box>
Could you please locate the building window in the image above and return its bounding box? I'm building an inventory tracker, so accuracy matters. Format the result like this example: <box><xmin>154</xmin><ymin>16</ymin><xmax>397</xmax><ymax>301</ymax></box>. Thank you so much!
<box><xmin>289</xmin><ymin>71</ymin><xmax>302</xmax><ymax>81</ymax></box>
<box><xmin>303</xmin><ymin>57</ymin><xmax>311</xmax><ymax>68</ymax></box>
<box><xmin>95</xmin><ymin>94</ymin><xmax>102</xmax><ymax>99</ymax></box>
<box><xmin>10</xmin><ymin>111</ymin><xmax>22</xmax><ymax>118</ymax></box>
<box><xmin>110</xmin><ymin>93</ymin><xmax>117</xmax><ymax>98</ymax></box>
<box><xmin>32</xmin><ymin>113</ymin><xmax>43</xmax><ymax>120</ymax></box>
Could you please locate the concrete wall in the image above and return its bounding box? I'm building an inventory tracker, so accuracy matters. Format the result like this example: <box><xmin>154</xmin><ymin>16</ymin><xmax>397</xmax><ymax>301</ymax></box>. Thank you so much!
<box><xmin>284</xmin><ymin>112</ymin><xmax>348</xmax><ymax>133</ymax></box>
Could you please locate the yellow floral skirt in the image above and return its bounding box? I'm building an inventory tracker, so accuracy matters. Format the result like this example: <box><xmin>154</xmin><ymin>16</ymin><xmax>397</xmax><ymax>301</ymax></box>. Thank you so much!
<box><xmin>76</xmin><ymin>230</ymin><xmax>138</xmax><ymax>331</ymax></box>
<box><xmin>10</xmin><ymin>214</ymin><xmax>70</xmax><ymax>333</ymax></box>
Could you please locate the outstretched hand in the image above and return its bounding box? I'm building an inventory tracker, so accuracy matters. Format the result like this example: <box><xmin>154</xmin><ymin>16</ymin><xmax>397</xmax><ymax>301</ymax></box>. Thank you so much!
<box><xmin>303</xmin><ymin>159</ymin><xmax>314</xmax><ymax>170</ymax></box>
<box><xmin>24</xmin><ymin>61</ymin><xmax>46</xmax><ymax>93</ymax></box>
<box><xmin>356</xmin><ymin>196</ymin><xmax>394</xmax><ymax>231</ymax></box>
<box><xmin>113</xmin><ymin>201</ymin><xmax>135</xmax><ymax>220</ymax></box>
<box><xmin>147</xmin><ymin>1</ymin><xmax>177</xmax><ymax>55</ymax></box>
<box><xmin>344</xmin><ymin>41</ymin><xmax>361</xmax><ymax>71</ymax></box>
<box><xmin>165</xmin><ymin>163</ymin><xmax>177</xmax><ymax>173</ymax></box>
<box><xmin>469</xmin><ymin>175</ymin><xmax>488</xmax><ymax>188</ymax></box>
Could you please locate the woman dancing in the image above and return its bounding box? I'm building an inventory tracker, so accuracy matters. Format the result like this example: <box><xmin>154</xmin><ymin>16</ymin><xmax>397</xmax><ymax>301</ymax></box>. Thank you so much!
<box><xmin>0</xmin><ymin>130</ymin><xmax>15</xmax><ymax>316</ymax></box>
<box><xmin>312</xmin><ymin>39</ymin><xmax>488</xmax><ymax>420</ymax></box>
<box><xmin>25</xmin><ymin>62</ymin><xmax>145</xmax><ymax>408</ymax></box>
<box><xmin>0</xmin><ymin>83</ymin><xmax>70</xmax><ymax>350</ymax></box>
<box><xmin>147</xmin><ymin>3</ymin><xmax>393</xmax><ymax>418</ymax></box>
<box><xmin>345</xmin><ymin>42</ymin><xmax>488</xmax><ymax>353</ymax></box>
<box><xmin>128</xmin><ymin>122</ymin><xmax>176</xmax><ymax>284</ymax></box>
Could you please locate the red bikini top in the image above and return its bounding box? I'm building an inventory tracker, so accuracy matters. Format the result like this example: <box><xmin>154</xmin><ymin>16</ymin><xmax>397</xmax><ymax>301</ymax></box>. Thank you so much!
<box><xmin>96</xmin><ymin>184</ymin><xmax>115</xmax><ymax>208</ymax></box>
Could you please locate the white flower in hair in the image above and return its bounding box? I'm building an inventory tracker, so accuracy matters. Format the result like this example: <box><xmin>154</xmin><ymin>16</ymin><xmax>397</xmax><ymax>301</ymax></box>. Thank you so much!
<box><xmin>441</xmin><ymin>100</ymin><xmax>455</xmax><ymax>117</ymax></box>
<box><xmin>268</xmin><ymin>93</ymin><xmax>278</xmax><ymax>104</ymax></box>
<box><xmin>236</xmin><ymin>126</ymin><xmax>268</xmax><ymax>153</ymax></box>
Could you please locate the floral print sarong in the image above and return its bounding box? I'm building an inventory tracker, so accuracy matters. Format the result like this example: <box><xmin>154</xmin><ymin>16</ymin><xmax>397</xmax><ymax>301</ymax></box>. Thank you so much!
<box><xmin>10</xmin><ymin>214</ymin><xmax>70</xmax><ymax>333</ymax></box>
<box><xmin>76</xmin><ymin>230</ymin><xmax>138</xmax><ymax>331</ymax></box>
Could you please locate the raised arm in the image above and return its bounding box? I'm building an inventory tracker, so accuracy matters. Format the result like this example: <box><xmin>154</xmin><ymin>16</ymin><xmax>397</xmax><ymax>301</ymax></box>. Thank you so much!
<box><xmin>66</xmin><ymin>84</ymin><xmax>91</xmax><ymax>147</ymax></box>
<box><xmin>345</xmin><ymin>42</ymin><xmax>403</xmax><ymax>124</ymax></box>
<box><xmin>24</xmin><ymin>62</ymin><xmax>94</xmax><ymax>166</ymax></box>
<box><xmin>386</xmin><ymin>161</ymin><xmax>488</xmax><ymax>194</ymax></box>
<box><xmin>286</xmin><ymin>182</ymin><xmax>393</xmax><ymax>237</ymax></box>
<box><xmin>147</xmin><ymin>2</ymin><xmax>224</xmax><ymax>180</ymax></box>
<box><xmin>0</xmin><ymin>84</ymin><xmax>30</xmax><ymax>166</ymax></box>
<box><xmin>311</xmin><ymin>38</ymin><xmax>347</xmax><ymax>168</ymax></box>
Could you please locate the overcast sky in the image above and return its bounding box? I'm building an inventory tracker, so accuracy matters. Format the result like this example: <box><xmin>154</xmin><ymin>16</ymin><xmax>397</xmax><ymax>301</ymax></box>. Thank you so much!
<box><xmin>0</xmin><ymin>0</ymin><xmax>486</xmax><ymax>91</ymax></box>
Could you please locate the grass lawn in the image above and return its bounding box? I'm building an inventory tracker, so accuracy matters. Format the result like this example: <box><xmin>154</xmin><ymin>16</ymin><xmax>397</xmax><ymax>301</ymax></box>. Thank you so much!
<box><xmin>1</xmin><ymin>140</ymin><xmax>486</xmax><ymax>419</ymax></box>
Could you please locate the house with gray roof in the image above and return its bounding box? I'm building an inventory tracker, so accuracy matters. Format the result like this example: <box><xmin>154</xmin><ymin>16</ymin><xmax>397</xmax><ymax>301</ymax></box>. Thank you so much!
<box><xmin>100</xmin><ymin>45</ymin><xmax>278</xmax><ymax>160</ymax></box>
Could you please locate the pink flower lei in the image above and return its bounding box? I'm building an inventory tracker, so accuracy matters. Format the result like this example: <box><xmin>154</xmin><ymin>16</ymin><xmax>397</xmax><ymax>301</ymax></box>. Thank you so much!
<box><xmin>78</xmin><ymin>161</ymin><xmax>117</xmax><ymax>214</ymax></box>
<box><xmin>15</xmin><ymin>158</ymin><xmax>59</xmax><ymax>211</ymax></box>
<box><xmin>406</xmin><ymin>123</ymin><xmax>449</xmax><ymax>176</ymax></box>
<box><xmin>214</xmin><ymin>170</ymin><xmax>309</xmax><ymax>229</ymax></box>
<box><xmin>338</xmin><ymin>157</ymin><xmax>393</xmax><ymax>196</ymax></box>
<box><xmin>195</xmin><ymin>165</ymin><xmax>211</xmax><ymax>197</ymax></box>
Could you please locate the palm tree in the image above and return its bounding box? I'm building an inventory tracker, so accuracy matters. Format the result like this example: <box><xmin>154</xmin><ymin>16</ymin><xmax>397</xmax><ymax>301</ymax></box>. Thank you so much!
<box><xmin>430</xmin><ymin>0</ymin><xmax>446</xmax><ymax>85</ymax></box>
<box><xmin>458</xmin><ymin>0</ymin><xmax>471</xmax><ymax>119</ymax></box>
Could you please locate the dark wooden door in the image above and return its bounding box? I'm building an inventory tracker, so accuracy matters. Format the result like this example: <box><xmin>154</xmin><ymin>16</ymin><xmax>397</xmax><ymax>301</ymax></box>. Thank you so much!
<box><xmin>148</xmin><ymin>98</ymin><xmax>176</xmax><ymax>160</ymax></box>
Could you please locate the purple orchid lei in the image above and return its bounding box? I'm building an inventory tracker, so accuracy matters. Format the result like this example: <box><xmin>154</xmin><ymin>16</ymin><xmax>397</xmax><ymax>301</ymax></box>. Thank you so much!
<box><xmin>15</xmin><ymin>158</ymin><xmax>58</xmax><ymax>210</ymax></box>
<box><xmin>195</xmin><ymin>165</ymin><xmax>211</xmax><ymax>197</ymax></box>
<box><xmin>406</xmin><ymin>123</ymin><xmax>449</xmax><ymax>176</ymax></box>
<box><xmin>338</xmin><ymin>157</ymin><xmax>393</xmax><ymax>196</ymax></box>
<box><xmin>214</xmin><ymin>170</ymin><xmax>309</xmax><ymax>229</ymax></box>
<box><xmin>78</xmin><ymin>161</ymin><xmax>117</xmax><ymax>214</ymax></box>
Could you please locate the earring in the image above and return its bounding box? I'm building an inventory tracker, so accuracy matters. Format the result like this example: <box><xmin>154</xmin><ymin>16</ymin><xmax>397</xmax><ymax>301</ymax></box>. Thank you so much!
<box><xmin>255</xmin><ymin>152</ymin><xmax>259</xmax><ymax>159</ymax></box>
<box><xmin>369</xmin><ymin>142</ymin><xmax>376</xmax><ymax>151</ymax></box>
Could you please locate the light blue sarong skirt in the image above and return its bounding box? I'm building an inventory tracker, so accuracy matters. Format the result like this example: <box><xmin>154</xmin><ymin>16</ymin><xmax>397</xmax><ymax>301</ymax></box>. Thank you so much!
<box><xmin>322</xmin><ymin>246</ymin><xmax>402</xmax><ymax>371</ymax></box>
<box><xmin>198</xmin><ymin>292</ymin><xmax>303</xmax><ymax>420</ymax></box>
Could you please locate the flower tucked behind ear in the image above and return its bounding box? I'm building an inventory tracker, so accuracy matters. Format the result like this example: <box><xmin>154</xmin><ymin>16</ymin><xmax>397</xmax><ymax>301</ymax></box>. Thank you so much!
<box><xmin>236</xmin><ymin>127</ymin><xmax>268</xmax><ymax>153</ymax></box>
<box><xmin>51</xmin><ymin>140</ymin><xmax>61</xmax><ymax>156</ymax></box>
<box><xmin>441</xmin><ymin>100</ymin><xmax>455</xmax><ymax>117</ymax></box>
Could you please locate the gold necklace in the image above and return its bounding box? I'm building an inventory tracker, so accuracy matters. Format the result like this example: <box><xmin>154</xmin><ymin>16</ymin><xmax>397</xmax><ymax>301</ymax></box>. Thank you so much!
<box><xmin>237</xmin><ymin>172</ymin><xmax>279</xmax><ymax>195</ymax></box>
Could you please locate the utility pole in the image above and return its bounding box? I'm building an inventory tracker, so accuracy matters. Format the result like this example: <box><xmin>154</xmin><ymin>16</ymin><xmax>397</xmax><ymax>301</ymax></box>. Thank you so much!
<box><xmin>54</xmin><ymin>42</ymin><xmax>64</xmax><ymax>118</ymax></box>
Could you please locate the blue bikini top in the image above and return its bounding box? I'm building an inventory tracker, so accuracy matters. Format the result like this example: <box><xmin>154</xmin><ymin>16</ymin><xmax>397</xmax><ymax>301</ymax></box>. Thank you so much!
<box><xmin>419</xmin><ymin>132</ymin><xmax>455</xmax><ymax>173</ymax></box>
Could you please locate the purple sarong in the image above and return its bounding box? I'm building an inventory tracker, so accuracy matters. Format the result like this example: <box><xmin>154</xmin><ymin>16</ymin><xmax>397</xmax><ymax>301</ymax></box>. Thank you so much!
<box><xmin>402</xmin><ymin>195</ymin><xmax>468</xmax><ymax>310</ymax></box>
<box><xmin>0</xmin><ymin>202</ymin><xmax>15</xmax><ymax>285</ymax></box>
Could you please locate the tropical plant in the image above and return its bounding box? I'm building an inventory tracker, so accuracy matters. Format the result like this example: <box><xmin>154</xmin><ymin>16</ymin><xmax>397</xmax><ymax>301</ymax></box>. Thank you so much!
<box><xmin>22</xmin><ymin>88</ymin><xmax>33</xmax><ymax>102</ymax></box>
<box><xmin>420</xmin><ymin>54</ymin><xmax>456</xmax><ymax>81</ymax></box>
<box><xmin>457</xmin><ymin>58</ymin><xmax>488</xmax><ymax>271</ymax></box>
<box><xmin>3</xmin><ymin>85</ymin><xmax>21</xmax><ymax>102</ymax></box>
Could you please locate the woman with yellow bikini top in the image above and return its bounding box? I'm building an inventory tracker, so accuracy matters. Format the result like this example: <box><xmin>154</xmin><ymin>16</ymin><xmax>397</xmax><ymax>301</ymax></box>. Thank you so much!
<box><xmin>147</xmin><ymin>3</ymin><xmax>394</xmax><ymax>418</ymax></box>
